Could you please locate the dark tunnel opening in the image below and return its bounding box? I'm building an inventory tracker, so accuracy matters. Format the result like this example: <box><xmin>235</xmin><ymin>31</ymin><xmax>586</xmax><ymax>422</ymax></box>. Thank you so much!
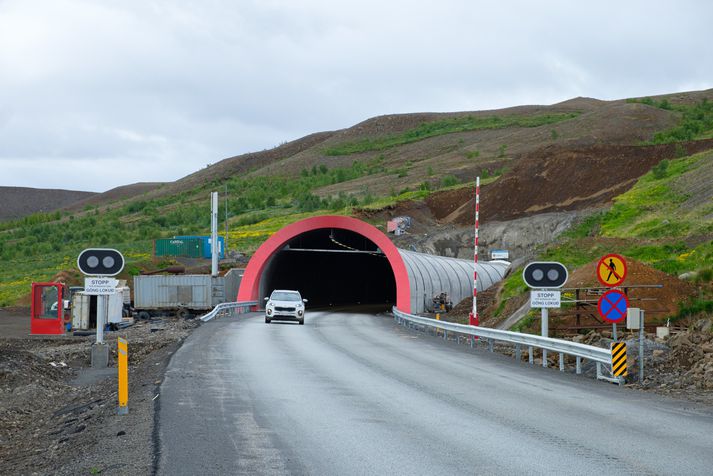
<box><xmin>260</xmin><ymin>228</ymin><xmax>397</xmax><ymax>310</ymax></box>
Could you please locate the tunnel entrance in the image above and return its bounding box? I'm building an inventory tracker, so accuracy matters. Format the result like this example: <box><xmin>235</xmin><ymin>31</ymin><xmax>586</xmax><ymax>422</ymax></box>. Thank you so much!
<box><xmin>259</xmin><ymin>228</ymin><xmax>396</xmax><ymax>309</ymax></box>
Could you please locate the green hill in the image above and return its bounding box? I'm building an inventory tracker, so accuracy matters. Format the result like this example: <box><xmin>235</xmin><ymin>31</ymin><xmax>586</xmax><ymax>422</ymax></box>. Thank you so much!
<box><xmin>1</xmin><ymin>90</ymin><xmax>713</xmax><ymax>307</ymax></box>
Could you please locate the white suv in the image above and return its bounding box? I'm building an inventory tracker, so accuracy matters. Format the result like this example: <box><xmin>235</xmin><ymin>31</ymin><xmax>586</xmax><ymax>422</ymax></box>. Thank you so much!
<box><xmin>265</xmin><ymin>290</ymin><xmax>307</xmax><ymax>325</ymax></box>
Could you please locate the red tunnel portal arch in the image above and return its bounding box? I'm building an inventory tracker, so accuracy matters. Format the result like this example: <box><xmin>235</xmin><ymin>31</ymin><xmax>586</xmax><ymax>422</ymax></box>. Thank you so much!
<box><xmin>237</xmin><ymin>215</ymin><xmax>411</xmax><ymax>313</ymax></box>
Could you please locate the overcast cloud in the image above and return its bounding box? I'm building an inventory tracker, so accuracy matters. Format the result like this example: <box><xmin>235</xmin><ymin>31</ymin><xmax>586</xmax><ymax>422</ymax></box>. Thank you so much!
<box><xmin>1</xmin><ymin>0</ymin><xmax>712</xmax><ymax>192</ymax></box>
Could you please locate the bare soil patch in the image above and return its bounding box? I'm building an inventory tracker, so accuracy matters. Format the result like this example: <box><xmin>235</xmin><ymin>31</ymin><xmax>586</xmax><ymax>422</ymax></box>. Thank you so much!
<box><xmin>438</xmin><ymin>139</ymin><xmax>713</xmax><ymax>224</ymax></box>
<box><xmin>0</xmin><ymin>315</ymin><xmax>198</xmax><ymax>475</ymax></box>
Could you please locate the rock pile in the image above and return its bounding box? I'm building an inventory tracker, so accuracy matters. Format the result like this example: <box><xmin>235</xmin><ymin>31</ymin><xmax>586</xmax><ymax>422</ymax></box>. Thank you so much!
<box><xmin>648</xmin><ymin>318</ymin><xmax>713</xmax><ymax>394</ymax></box>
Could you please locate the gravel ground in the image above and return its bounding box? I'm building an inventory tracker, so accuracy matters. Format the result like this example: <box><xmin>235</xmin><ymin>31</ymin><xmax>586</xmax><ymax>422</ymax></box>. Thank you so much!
<box><xmin>0</xmin><ymin>312</ymin><xmax>198</xmax><ymax>475</ymax></box>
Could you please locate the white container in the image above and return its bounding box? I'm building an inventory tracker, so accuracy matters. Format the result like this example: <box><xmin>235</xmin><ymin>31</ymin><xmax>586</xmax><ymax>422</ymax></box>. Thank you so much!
<box><xmin>133</xmin><ymin>275</ymin><xmax>222</xmax><ymax>310</ymax></box>
<box><xmin>72</xmin><ymin>293</ymin><xmax>91</xmax><ymax>330</ymax></box>
<box><xmin>71</xmin><ymin>292</ymin><xmax>123</xmax><ymax>329</ymax></box>
<box><xmin>656</xmin><ymin>327</ymin><xmax>670</xmax><ymax>338</ymax></box>
<box><xmin>107</xmin><ymin>293</ymin><xmax>123</xmax><ymax>324</ymax></box>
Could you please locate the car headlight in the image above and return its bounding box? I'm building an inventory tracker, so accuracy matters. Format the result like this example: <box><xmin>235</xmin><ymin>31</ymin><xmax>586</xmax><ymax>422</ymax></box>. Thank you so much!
<box><xmin>267</xmin><ymin>308</ymin><xmax>272</xmax><ymax>315</ymax></box>
<box><xmin>298</xmin><ymin>310</ymin><xmax>303</xmax><ymax>316</ymax></box>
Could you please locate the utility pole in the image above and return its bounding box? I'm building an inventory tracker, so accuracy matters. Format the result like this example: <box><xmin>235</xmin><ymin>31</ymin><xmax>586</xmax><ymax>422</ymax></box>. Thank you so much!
<box><xmin>211</xmin><ymin>192</ymin><xmax>219</xmax><ymax>277</ymax></box>
<box><xmin>224</xmin><ymin>183</ymin><xmax>228</xmax><ymax>252</ymax></box>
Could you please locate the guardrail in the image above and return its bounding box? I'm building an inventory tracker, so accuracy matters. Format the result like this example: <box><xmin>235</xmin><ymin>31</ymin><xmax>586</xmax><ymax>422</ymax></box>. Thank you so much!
<box><xmin>199</xmin><ymin>301</ymin><xmax>258</xmax><ymax>322</ymax></box>
<box><xmin>392</xmin><ymin>307</ymin><xmax>621</xmax><ymax>383</ymax></box>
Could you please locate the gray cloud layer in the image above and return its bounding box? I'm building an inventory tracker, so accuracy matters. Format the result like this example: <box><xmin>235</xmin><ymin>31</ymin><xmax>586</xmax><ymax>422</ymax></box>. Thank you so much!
<box><xmin>1</xmin><ymin>0</ymin><xmax>711</xmax><ymax>191</ymax></box>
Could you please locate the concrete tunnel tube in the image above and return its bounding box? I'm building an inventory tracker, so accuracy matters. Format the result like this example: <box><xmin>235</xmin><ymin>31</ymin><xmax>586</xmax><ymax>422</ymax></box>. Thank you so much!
<box><xmin>236</xmin><ymin>215</ymin><xmax>510</xmax><ymax>314</ymax></box>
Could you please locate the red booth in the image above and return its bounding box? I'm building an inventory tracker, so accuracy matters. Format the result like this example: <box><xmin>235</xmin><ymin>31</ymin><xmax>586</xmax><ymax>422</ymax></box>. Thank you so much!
<box><xmin>30</xmin><ymin>282</ymin><xmax>68</xmax><ymax>335</ymax></box>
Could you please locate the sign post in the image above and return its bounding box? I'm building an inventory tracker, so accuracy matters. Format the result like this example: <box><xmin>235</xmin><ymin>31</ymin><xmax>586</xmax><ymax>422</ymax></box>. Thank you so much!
<box><xmin>596</xmin><ymin>254</ymin><xmax>628</xmax><ymax>340</ymax></box>
<box><xmin>523</xmin><ymin>262</ymin><xmax>568</xmax><ymax>367</ymax></box>
<box><xmin>640</xmin><ymin>309</ymin><xmax>645</xmax><ymax>382</ymax></box>
<box><xmin>77</xmin><ymin>248</ymin><xmax>125</xmax><ymax>368</ymax></box>
<box><xmin>627</xmin><ymin>307</ymin><xmax>646</xmax><ymax>383</ymax></box>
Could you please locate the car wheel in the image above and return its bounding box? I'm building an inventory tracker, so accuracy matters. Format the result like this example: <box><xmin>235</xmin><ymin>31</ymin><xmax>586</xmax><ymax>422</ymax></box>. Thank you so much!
<box><xmin>265</xmin><ymin>317</ymin><xmax>271</xmax><ymax>323</ymax></box>
<box><xmin>298</xmin><ymin>318</ymin><xmax>304</xmax><ymax>325</ymax></box>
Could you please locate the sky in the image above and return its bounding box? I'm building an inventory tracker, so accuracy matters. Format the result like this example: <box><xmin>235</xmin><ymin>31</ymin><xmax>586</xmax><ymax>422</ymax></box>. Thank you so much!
<box><xmin>1</xmin><ymin>0</ymin><xmax>712</xmax><ymax>193</ymax></box>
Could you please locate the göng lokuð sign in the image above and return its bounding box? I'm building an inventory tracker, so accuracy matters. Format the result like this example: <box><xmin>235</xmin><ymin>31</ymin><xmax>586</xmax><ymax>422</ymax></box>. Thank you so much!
<box><xmin>84</xmin><ymin>277</ymin><xmax>118</xmax><ymax>295</ymax></box>
<box><xmin>530</xmin><ymin>289</ymin><xmax>561</xmax><ymax>308</ymax></box>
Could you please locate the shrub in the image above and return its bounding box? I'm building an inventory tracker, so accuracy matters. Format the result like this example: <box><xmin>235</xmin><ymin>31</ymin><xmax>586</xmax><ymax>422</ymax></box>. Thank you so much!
<box><xmin>440</xmin><ymin>175</ymin><xmax>459</xmax><ymax>188</ymax></box>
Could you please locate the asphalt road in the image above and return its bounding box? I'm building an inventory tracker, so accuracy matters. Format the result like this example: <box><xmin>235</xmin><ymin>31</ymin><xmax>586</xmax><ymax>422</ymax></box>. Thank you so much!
<box><xmin>157</xmin><ymin>311</ymin><xmax>713</xmax><ymax>475</ymax></box>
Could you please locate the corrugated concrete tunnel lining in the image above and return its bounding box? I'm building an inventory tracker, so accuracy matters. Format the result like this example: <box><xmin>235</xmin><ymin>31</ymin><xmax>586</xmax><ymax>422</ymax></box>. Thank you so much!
<box><xmin>260</xmin><ymin>228</ymin><xmax>396</xmax><ymax>308</ymax></box>
<box><xmin>236</xmin><ymin>215</ymin><xmax>510</xmax><ymax>314</ymax></box>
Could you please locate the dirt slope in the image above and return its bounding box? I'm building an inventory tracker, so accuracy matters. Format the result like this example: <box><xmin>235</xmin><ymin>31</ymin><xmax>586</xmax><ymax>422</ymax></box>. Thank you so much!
<box><xmin>65</xmin><ymin>182</ymin><xmax>165</xmax><ymax>211</ymax></box>
<box><xmin>0</xmin><ymin>187</ymin><xmax>95</xmax><ymax>221</ymax></box>
<box><xmin>145</xmin><ymin>131</ymin><xmax>336</xmax><ymax>198</ymax></box>
<box><xmin>430</xmin><ymin>138</ymin><xmax>713</xmax><ymax>224</ymax></box>
<box><xmin>23</xmin><ymin>88</ymin><xmax>711</xmax><ymax>216</ymax></box>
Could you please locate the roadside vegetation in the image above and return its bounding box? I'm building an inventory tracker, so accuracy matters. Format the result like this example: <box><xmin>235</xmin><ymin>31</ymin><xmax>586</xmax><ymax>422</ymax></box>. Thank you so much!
<box><xmin>492</xmin><ymin>149</ymin><xmax>713</xmax><ymax>327</ymax></box>
<box><xmin>324</xmin><ymin>112</ymin><xmax>579</xmax><ymax>156</ymax></box>
<box><xmin>2</xmin><ymin>99</ymin><xmax>712</xmax><ymax>309</ymax></box>
<box><xmin>628</xmin><ymin>97</ymin><xmax>713</xmax><ymax>143</ymax></box>
<box><xmin>544</xmin><ymin>149</ymin><xmax>713</xmax><ymax>275</ymax></box>
<box><xmin>0</xmin><ymin>154</ymin><xmax>487</xmax><ymax>305</ymax></box>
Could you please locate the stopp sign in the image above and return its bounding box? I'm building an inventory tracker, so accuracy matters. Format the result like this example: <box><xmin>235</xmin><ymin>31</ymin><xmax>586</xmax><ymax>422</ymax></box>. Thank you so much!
<box><xmin>598</xmin><ymin>290</ymin><xmax>629</xmax><ymax>323</ymax></box>
<box><xmin>597</xmin><ymin>254</ymin><xmax>627</xmax><ymax>287</ymax></box>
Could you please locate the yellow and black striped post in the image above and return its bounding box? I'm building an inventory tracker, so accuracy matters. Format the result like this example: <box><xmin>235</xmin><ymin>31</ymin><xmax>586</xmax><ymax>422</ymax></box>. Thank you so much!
<box><xmin>118</xmin><ymin>337</ymin><xmax>128</xmax><ymax>415</ymax></box>
<box><xmin>611</xmin><ymin>342</ymin><xmax>627</xmax><ymax>378</ymax></box>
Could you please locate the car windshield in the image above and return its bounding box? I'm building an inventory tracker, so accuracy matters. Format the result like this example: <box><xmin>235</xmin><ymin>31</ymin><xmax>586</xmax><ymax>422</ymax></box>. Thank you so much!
<box><xmin>271</xmin><ymin>292</ymin><xmax>301</xmax><ymax>302</ymax></box>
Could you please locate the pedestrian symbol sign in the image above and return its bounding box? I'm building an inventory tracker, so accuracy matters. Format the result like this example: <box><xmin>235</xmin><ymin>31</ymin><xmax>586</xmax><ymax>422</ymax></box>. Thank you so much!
<box><xmin>597</xmin><ymin>254</ymin><xmax>627</xmax><ymax>287</ymax></box>
<box><xmin>598</xmin><ymin>289</ymin><xmax>629</xmax><ymax>323</ymax></box>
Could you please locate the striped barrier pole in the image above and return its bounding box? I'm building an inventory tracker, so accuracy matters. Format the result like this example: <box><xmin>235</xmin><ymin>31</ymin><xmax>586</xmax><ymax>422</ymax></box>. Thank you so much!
<box><xmin>469</xmin><ymin>176</ymin><xmax>480</xmax><ymax>327</ymax></box>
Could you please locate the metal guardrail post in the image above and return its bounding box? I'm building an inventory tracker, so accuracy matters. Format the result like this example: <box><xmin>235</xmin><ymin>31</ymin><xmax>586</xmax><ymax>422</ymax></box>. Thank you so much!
<box><xmin>391</xmin><ymin>307</ymin><xmax>612</xmax><ymax>382</ymax></box>
<box><xmin>199</xmin><ymin>301</ymin><xmax>258</xmax><ymax>322</ymax></box>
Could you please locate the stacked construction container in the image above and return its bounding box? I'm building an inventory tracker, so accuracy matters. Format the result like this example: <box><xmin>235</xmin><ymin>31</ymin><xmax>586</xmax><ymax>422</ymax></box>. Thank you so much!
<box><xmin>154</xmin><ymin>236</ymin><xmax>224</xmax><ymax>259</ymax></box>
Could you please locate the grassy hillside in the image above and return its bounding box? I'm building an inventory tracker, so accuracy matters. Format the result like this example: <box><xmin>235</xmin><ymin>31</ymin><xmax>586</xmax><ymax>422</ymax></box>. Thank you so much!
<box><xmin>1</xmin><ymin>91</ymin><xmax>712</xmax><ymax>307</ymax></box>
<box><xmin>497</xmin><ymin>149</ymin><xmax>713</xmax><ymax>326</ymax></box>
<box><xmin>0</xmin><ymin>159</ymin><xmax>434</xmax><ymax>306</ymax></box>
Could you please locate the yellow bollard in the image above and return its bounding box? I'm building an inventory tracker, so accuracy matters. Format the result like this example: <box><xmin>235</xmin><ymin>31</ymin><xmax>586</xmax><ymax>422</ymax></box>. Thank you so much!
<box><xmin>118</xmin><ymin>337</ymin><xmax>128</xmax><ymax>415</ymax></box>
<box><xmin>436</xmin><ymin>313</ymin><xmax>440</xmax><ymax>320</ymax></box>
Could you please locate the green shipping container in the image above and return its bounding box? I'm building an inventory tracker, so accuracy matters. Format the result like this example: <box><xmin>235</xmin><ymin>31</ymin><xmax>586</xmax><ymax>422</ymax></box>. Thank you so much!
<box><xmin>154</xmin><ymin>238</ymin><xmax>202</xmax><ymax>258</ymax></box>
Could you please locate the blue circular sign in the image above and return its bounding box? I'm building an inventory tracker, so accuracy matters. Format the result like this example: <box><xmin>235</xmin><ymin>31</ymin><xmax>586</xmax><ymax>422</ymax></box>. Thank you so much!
<box><xmin>598</xmin><ymin>290</ymin><xmax>629</xmax><ymax>323</ymax></box>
